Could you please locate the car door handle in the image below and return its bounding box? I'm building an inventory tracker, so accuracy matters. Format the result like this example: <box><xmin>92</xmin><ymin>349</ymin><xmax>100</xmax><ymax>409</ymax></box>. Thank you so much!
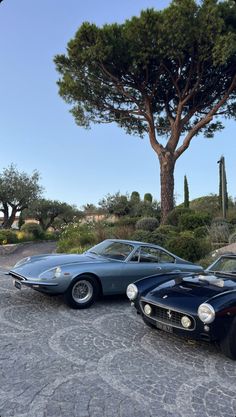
<box><xmin>156</xmin><ymin>267</ymin><xmax>162</xmax><ymax>270</ymax></box>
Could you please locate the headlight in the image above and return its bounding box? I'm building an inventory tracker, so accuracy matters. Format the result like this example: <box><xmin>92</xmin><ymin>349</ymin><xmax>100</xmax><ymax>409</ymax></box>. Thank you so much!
<box><xmin>126</xmin><ymin>284</ymin><xmax>138</xmax><ymax>300</ymax></box>
<box><xmin>54</xmin><ymin>266</ymin><xmax>62</xmax><ymax>279</ymax></box>
<box><xmin>198</xmin><ymin>303</ymin><xmax>215</xmax><ymax>324</ymax></box>
<box><xmin>181</xmin><ymin>316</ymin><xmax>191</xmax><ymax>328</ymax></box>
<box><xmin>144</xmin><ymin>304</ymin><xmax>152</xmax><ymax>316</ymax></box>
<box><xmin>14</xmin><ymin>257</ymin><xmax>31</xmax><ymax>267</ymax></box>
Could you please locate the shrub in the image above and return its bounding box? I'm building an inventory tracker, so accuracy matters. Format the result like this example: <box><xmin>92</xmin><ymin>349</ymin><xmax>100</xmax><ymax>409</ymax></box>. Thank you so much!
<box><xmin>226</xmin><ymin>210</ymin><xmax>236</xmax><ymax>225</ymax></box>
<box><xmin>148</xmin><ymin>230</ymin><xmax>168</xmax><ymax>246</ymax></box>
<box><xmin>156</xmin><ymin>225</ymin><xmax>178</xmax><ymax>236</ymax></box>
<box><xmin>68</xmin><ymin>246</ymin><xmax>90</xmax><ymax>254</ymax></box>
<box><xmin>166</xmin><ymin>235</ymin><xmax>211</xmax><ymax>262</ymax></box>
<box><xmin>132</xmin><ymin>230</ymin><xmax>155</xmax><ymax>244</ymax></box>
<box><xmin>0</xmin><ymin>229</ymin><xmax>18</xmax><ymax>245</ymax></box>
<box><xmin>136</xmin><ymin>217</ymin><xmax>159</xmax><ymax>232</ymax></box>
<box><xmin>194</xmin><ymin>226</ymin><xmax>209</xmax><ymax>239</ymax></box>
<box><xmin>209</xmin><ymin>218</ymin><xmax>230</xmax><ymax>243</ymax></box>
<box><xmin>93</xmin><ymin>221</ymin><xmax>114</xmax><ymax>243</ymax></box>
<box><xmin>57</xmin><ymin>222</ymin><xmax>96</xmax><ymax>253</ymax></box>
<box><xmin>131</xmin><ymin>230</ymin><xmax>167</xmax><ymax>246</ymax></box>
<box><xmin>179</xmin><ymin>212</ymin><xmax>212</xmax><ymax>231</ymax></box>
<box><xmin>229</xmin><ymin>232</ymin><xmax>236</xmax><ymax>244</ymax></box>
<box><xmin>21</xmin><ymin>223</ymin><xmax>44</xmax><ymax>239</ymax></box>
<box><xmin>16</xmin><ymin>231</ymin><xmax>34</xmax><ymax>242</ymax></box>
<box><xmin>116</xmin><ymin>216</ymin><xmax>139</xmax><ymax>227</ymax></box>
<box><xmin>166</xmin><ymin>207</ymin><xmax>194</xmax><ymax>227</ymax></box>
<box><xmin>198</xmin><ymin>252</ymin><xmax>216</xmax><ymax>269</ymax></box>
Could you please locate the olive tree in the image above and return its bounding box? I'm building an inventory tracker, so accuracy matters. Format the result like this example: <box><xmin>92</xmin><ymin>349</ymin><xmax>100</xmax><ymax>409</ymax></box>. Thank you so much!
<box><xmin>25</xmin><ymin>199</ymin><xmax>82</xmax><ymax>231</ymax></box>
<box><xmin>0</xmin><ymin>165</ymin><xmax>42</xmax><ymax>229</ymax></box>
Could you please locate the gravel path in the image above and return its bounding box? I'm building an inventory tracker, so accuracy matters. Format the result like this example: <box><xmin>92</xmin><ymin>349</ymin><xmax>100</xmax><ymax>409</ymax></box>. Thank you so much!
<box><xmin>0</xmin><ymin>241</ymin><xmax>57</xmax><ymax>269</ymax></box>
<box><xmin>0</xmin><ymin>242</ymin><xmax>235</xmax><ymax>417</ymax></box>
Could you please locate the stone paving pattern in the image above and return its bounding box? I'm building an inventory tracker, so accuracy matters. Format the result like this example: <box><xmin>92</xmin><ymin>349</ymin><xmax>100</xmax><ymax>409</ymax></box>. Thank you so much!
<box><xmin>0</xmin><ymin>243</ymin><xmax>236</xmax><ymax>417</ymax></box>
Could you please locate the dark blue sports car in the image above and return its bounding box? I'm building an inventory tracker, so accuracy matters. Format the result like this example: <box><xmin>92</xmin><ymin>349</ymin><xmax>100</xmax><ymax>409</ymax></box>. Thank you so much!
<box><xmin>127</xmin><ymin>253</ymin><xmax>236</xmax><ymax>359</ymax></box>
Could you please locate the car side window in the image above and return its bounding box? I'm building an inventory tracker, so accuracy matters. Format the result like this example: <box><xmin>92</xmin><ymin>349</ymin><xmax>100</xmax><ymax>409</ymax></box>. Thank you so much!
<box><xmin>158</xmin><ymin>250</ymin><xmax>175</xmax><ymax>263</ymax></box>
<box><xmin>139</xmin><ymin>247</ymin><xmax>160</xmax><ymax>263</ymax></box>
<box><xmin>130</xmin><ymin>248</ymin><xmax>140</xmax><ymax>262</ymax></box>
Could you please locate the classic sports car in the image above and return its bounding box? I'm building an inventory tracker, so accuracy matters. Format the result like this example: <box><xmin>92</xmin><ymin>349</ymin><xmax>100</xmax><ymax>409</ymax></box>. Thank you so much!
<box><xmin>127</xmin><ymin>253</ymin><xmax>236</xmax><ymax>359</ymax></box>
<box><xmin>9</xmin><ymin>239</ymin><xmax>202</xmax><ymax>309</ymax></box>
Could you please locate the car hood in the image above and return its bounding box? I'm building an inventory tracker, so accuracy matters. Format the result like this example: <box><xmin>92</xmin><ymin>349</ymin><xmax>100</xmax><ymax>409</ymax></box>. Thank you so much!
<box><xmin>143</xmin><ymin>274</ymin><xmax>236</xmax><ymax>312</ymax></box>
<box><xmin>9</xmin><ymin>253</ymin><xmax>109</xmax><ymax>278</ymax></box>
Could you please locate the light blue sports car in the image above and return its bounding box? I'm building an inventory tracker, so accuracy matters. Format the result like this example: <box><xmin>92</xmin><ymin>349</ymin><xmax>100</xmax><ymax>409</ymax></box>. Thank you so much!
<box><xmin>9</xmin><ymin>239</ymin><xmax>203</xmax><ymax>309</ymax></box>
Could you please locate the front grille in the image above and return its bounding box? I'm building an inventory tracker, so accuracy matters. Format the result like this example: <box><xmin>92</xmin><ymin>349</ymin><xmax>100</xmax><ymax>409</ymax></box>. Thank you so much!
<box><xmin>141</xmin><ymin>301</ymin><xmax>195</xmax><ymax>330</ymax></box>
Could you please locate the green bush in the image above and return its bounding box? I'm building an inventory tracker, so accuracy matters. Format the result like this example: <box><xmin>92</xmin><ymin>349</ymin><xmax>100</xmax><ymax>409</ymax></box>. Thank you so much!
<box><xmin>193</xmin><ymin>226</ymin><xmax>209</xmax><ymax>239</ymax></box>
<box><xmin>21</xmin><ymin>223</ymin><xmax>44</xmax><ymax>239</ymax></box>
<box><xmin>57</xmin><ymin>222</ymin><xmax>96</xmax><ymax>253</ymax></box>
<box><xmin>93</xmin><ymin>221</ymin><xmax>114</xmax><ymax>243</ymax></box>
<box><xmin>0</xmin><ymin>229</ymin><xmax>18</xmax><ymax>244</ymax></box>
<box><xmin>229</xmin><ymin>232</ymin><xmax>236</xmax><ymax>244</ymax></box>
<box><xmin>166</xmin><ymin>235</ymin><xmax>211</xmax><ymax>262</ymax></box>
<box><xmin>156</xmin><ymin>225</ymin><xmax>178</xmax><ymax>236</ymax></box>
<box><xmin>132</xmin><ymin>230</ymin><xmax>155</xmax><ymax>244</ymax></box>
<box><xmin>166</xmin><ymin>207</ymin><xmax>194</xmax><ymax>227</ymax></box>
<box><xmin>136</xmin><ymin>217</ymin><xmax>159</xmax><ymax>232</ymax></box>
<box><xmin>209</xmin><ymin>218</ymin><xmax>230</xmax><ymax>243</ymax></box>
<box><xmin>131</xmin><ymin>230</ymin><xmax>167</xmax><ymax>246</ymax></box>
<box><xmin>116</xmin><ymin>216</ymin><xmax>139</xmax><ymax>227</ymax></box>
<box><xmin>179</xmin><ymin>212</ymin><xmax>212</xmax><ymax>231</ymax></box>
<box><xmin>226</xmin><ymin>210</ymin><xmax>236</xmax><ymax>225</ymax></box>
<box><xmin>68</xmin><ymin>246</ymin><xmax>90</xmax><ymax>254</ymax></box>
<box><xmin>113</xmin><ymin>224</ymin><xmax>133</xmax><ymax>240</ymax></box>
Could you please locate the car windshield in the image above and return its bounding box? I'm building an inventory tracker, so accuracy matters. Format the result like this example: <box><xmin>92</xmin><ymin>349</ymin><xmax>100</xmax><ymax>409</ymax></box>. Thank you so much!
<box><xmin>207</xmin><ymin>257</ymin><xmax>236</xmax><ymax>277</ymax></box>
<box><xmin>86</xmin><ymin>241</ymin><xmax>134</xmax><ymax>261</ymax></box>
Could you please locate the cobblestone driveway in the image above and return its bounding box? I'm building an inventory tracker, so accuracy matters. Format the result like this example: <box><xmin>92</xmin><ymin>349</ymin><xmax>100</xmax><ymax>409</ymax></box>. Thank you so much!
<box><xmin>0</xmin><ymin>244</ymin><xmax>236</xmax><ymax>417</ymax></box>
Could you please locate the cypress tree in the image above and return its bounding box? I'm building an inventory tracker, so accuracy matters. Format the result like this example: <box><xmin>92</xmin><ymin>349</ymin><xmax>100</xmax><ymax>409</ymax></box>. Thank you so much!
<box><xmin>184</xmin><ymin>175</ymin><xmax>189</xmax><ymax>208</ymax></box>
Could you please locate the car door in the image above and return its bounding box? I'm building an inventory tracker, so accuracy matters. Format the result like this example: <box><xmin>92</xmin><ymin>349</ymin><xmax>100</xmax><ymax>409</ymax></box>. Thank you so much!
<box><xmin>116</xmin><ymin>246</ymin><xmax>177</xmax><ymax>293</ymax></box>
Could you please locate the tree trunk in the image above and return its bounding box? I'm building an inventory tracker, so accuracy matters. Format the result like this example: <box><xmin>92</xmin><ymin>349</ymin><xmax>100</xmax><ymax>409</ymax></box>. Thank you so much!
<box><xmin>159</xmin><ymin>155</ymin><xmax>175</xmax><ymax>224</ymax></box>
<box><xmin>3</xmin><ymin>206</ymin><xmax>18</xmax><ymax>229</ymax></box>
<box><xmin>1</xmin><ymin>203</ymin><xmax>9</xmax><ymax>228</ymax></box>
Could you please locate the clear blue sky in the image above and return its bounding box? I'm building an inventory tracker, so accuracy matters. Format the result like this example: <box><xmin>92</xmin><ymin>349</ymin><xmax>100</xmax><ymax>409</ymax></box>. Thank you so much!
<box><xmin>0</xmin><ymin>0</ymin><xmax>235</xmax><ymax>209</ymax></box>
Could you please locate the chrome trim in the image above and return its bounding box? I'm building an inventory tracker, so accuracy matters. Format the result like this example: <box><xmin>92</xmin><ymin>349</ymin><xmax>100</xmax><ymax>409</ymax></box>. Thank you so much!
<box><xmin>140</xmin><ymin>297</ymin><xmax>196</xmax><ymax>331</ymax></box>
<box><xmin>10</xmin><ymin>272</ymin><xmax>58</xmax><ymax>287</ymax></box>
<box><xmin>9</xmin><ymin>272</ymin><xmax>26</xmax><ymax>281</ymax></box>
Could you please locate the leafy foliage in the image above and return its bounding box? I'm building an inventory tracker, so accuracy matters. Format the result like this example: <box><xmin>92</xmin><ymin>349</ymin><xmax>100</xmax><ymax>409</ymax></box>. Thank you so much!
<box><xmin>25</xmin><ymin>199</ymin><xmax>82</xmax><ymax>231</ymax></box>
<box><xmin>21</xmin><ymin>223</ymin><xmax>44</xmax><ymax>240</ymax></box>
<box><xmin>184</xmin><ymin>175</ymin><xmax>189</xmax><ymax>208</ymax></box>
<box><xmin>166</xmin><ymin>235</ymin><xmax>211</xmax><ymax>262</ymax></box>
<box><xmin>135</xmin><ymin>217</ymin><xmax>159</xmax><ymax>231</ymax></box>
<box><xmin>0</xmin><ymin>165</ymin><xmax>42</xmax><ymax>229</ymax></box>
<box><xmin>209</xmin><ymin>218</ymin><xmax>230</xmax><ymax>243</ymax></box>
<box><xmin>0</xmin><ymin>229</ymin><xmax>18</xmax><ymax>245</ymax></box>
<box><xmin>55</xmin><ymin>0</ymin><xmax>236</xmax><ymax>221</ymax></box>
<box><xmin>57</xmin><ymin>222</ymin><xmax>96</xmax><ymax>253</ymax></box>
<box><xmin>179</xmin><ymin>212</ymin><xmax>212</xmax><ymax>230</ymax></box>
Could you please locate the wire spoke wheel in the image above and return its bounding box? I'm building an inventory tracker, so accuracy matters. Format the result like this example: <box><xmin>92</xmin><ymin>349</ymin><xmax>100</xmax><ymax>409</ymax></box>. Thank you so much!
<box><xmin>72</xmin><ymin>280</ymin><xmax>93</xmax><ymax>303</ymax></box>
<box><xmin>65</xmin><ymin>275</ymin><xmax>99</xmax><ymax>309</ymax></box>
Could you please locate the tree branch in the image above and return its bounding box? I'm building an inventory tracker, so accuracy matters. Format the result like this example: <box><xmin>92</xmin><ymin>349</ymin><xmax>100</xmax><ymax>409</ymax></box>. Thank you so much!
<box><xmin>175</xmin><ymin>74</ymin><xmax>236</xmax><ymax>159</ymax></box>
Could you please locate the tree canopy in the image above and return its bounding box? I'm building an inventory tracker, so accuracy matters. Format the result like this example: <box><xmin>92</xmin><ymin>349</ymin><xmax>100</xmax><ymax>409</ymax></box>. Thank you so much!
<box><xmin>25</xmin><ymin>199</ymin><xmax>83</xmax><ymax>231</ymax></box>
<box><xmin>55</xmin><ymin>0</ymin><xmax>236</xmax><ymax>222</ymax></box>
<box><xmin>0</xmin><ymin>165</ymin><xmax>42</xmax><ymax>229</ymax></box>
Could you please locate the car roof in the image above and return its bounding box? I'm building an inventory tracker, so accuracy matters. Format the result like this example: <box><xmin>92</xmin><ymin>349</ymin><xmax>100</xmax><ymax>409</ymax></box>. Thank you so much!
<box><xmin>106</xmin><ymin>238</ymin><xmax>163</xmax><ymax>249</ymax></box>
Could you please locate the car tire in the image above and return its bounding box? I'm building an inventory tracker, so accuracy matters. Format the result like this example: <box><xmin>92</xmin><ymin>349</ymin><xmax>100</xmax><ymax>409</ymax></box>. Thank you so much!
<box><xmin>64</xmin><ymin>275</ymin><xmax>99</xmax><ymax>309</ymax></box>
<box><xmin>219</xmin><ymin>317</ymin><xmax>236</xmax><ymax>360</ymax></box>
